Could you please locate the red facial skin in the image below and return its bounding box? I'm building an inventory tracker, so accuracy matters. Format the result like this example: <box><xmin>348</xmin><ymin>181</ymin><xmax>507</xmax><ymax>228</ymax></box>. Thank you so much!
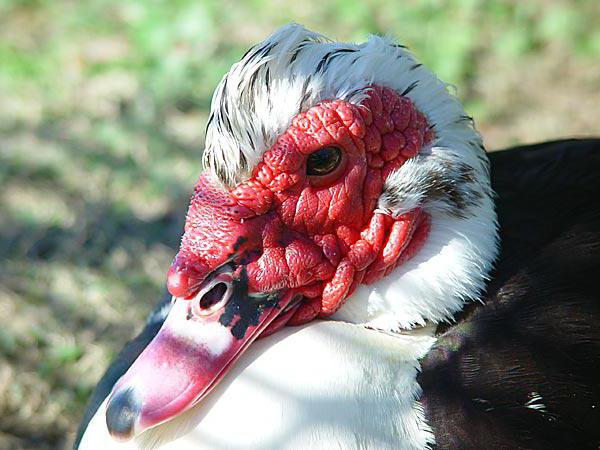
<box><xmin>106</xmin><ymin>85</ymin><xmax>434</xmax><ymax>441</ymax></box>
<box><xmin>168</xmin><ymin>85</ymin><xmax>433</xmax><ymax>326</ymax></box>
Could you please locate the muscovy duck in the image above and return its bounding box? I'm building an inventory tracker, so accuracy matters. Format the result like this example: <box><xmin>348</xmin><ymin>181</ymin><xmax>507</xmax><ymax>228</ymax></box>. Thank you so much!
<box><xmin>75</xmin><ymin>24</ymin><xmax>600</xmax><ymax>449</ymax></box>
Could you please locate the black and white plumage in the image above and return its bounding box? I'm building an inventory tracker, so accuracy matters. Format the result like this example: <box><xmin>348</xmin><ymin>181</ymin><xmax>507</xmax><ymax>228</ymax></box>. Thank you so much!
<box><xmin>420</xmin><ymin>139</ymin><xmax>600</xmax><ymax>449</ymax></box>
<box><xmin>74</xmin><ymin>23</ymin><xmax>600</xmax><ymax>450</ymax></box>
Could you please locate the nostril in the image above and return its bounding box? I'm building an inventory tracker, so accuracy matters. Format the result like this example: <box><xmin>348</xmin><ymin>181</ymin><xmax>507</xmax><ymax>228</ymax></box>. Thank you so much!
<box><xmin>199</xmin><ymin>282</ymin><xmax>227</xmax><ymax>310</ymax></box>
<box><xmin>192</xmin><ymin>282</ymin><xmax>231</xmax><ymax>316</ymax></box>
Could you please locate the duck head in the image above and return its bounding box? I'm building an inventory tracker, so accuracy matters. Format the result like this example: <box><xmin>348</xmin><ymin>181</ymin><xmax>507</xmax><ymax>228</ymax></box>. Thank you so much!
<box><xmin>105</xmin><ymin>24</ymin><xmax>498</xmax><ymax>441</ymax></box>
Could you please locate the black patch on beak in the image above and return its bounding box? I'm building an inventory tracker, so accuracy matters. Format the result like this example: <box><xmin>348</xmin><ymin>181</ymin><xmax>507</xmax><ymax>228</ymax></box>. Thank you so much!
<box><xmin>232</xmin><ymin>236</ymin><xmax>248</xmax><ymax>252</ymax></box>
<box><xmin>218</xmin><ymin>269</ymin><xmax>280</xmax><ymax>340</ymax></box>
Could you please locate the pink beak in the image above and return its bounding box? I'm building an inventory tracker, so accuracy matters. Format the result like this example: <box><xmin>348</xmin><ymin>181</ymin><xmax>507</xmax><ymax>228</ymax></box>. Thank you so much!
<box><xmin>105</xmin><ymin>269</ymin><xmax>295</xmax><ymax>441</ymax></box>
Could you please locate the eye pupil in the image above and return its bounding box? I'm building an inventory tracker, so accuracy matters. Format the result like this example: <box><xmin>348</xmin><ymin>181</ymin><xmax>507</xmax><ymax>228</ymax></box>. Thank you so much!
<box><xmin>306</xmin><ymin>146</ymin><xmax>342</xmax><ymax>176</ymax></box>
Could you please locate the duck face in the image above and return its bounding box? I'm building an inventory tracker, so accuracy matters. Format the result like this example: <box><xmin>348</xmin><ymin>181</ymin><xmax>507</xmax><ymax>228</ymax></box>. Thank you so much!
<box><xmin>102</xmin><ymin>21</ymin><xmax>498</xmax><ymax>441</ymax></box>
<box><xmin>105</xmin><ymin>85</ymin><xmax>434</xmax><ymax>441</ymax></box>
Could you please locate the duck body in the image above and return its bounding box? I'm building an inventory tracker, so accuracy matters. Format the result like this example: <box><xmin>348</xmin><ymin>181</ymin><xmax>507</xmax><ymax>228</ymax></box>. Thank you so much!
<box><xmin>77</xmin><ymin>139</ymin><xmax>600</xmax><ymax>449</ymax></box>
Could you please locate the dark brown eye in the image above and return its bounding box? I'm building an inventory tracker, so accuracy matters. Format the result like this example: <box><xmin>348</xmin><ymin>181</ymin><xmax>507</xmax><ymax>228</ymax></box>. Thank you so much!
<box><xmin>306</xmin><ymin>146</ymin><xmax>342</xmax><ymax>176</ymax></box>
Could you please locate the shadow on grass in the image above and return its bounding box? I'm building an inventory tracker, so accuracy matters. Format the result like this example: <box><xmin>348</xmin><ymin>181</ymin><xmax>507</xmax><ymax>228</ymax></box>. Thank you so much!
<box><xmin>0</xmin><ymin>106</ymin><xmax>200</xmax><ymax>448</ymax></box>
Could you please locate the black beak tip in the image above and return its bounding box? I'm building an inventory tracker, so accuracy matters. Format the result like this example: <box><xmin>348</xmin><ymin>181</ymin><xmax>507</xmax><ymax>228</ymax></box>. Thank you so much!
<box><xmin>106</xmin><ymin>387</ymin><xmax>141</xmax><ymax>441</ymax></box>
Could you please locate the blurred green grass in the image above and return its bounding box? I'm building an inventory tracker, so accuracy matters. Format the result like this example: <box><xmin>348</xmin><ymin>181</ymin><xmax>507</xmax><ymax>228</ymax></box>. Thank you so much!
<box><xmin>0</xmin><ymin>0</ymin><xmax>598</xmax><ymax>448</ymax></box>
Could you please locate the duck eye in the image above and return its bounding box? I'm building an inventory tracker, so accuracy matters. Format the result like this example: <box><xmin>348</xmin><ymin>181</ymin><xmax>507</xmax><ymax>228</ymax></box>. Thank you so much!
<box><xmin>306</xmin><ymin>146</ymin><xmax>342</xmax><ymax>176</ymax></box>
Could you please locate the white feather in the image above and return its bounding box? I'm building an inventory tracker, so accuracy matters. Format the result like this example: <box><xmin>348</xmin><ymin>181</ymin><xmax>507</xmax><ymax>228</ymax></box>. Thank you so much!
<box><xmin>204</xmin><ymin>24</ymin><xmax>485</xmax><ymax>189</ymax></box>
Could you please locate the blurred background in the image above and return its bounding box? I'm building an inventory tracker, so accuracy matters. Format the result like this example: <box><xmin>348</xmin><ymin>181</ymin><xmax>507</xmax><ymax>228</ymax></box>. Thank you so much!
<box><xmin>0</xmin><ymin>0</ymin><xmax>598</xmax><ymax>448</ymax></box>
